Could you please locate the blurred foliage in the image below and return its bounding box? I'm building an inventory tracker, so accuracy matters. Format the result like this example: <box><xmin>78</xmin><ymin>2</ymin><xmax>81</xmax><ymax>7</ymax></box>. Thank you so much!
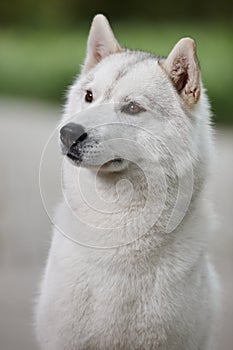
<box><xmin>0</xmin><ymin>0</ymin><xmax>232</xmax><ymax>122</ymax></box>
<box><xmin>0</xmin><ymin>0</ymin><xmax>232</xmax><ymax>27</ymax></box>
<box><xmin>0</xmin><ymin>21</ymin><xmax>232</xmax><ymax>123</ymax></box>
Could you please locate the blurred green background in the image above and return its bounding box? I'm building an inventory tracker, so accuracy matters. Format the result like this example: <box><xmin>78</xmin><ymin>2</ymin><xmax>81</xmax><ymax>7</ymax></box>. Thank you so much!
<box><xmin>0</xmin><ymin>4</ymin><xmax>233</xmax><ymax>350</ymax></box>
<box><xmin>0</xmin><ymin>0</ymin><xmax>232</xmax><ymax>123</ymax></box>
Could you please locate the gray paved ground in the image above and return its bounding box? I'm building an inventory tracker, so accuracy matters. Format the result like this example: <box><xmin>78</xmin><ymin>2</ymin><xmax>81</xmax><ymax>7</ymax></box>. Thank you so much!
<box><xmin>0</xmin><ymin>99</ymin><xmax>232</xmax><ymax>350</ymax></box>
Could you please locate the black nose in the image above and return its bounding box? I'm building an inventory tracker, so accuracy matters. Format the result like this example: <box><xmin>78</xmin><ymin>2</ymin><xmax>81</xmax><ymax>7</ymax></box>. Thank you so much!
<box><xmin>60</xmin><ymin>123</ymin><xmax>87</xmax><ymax>148</ymax></box>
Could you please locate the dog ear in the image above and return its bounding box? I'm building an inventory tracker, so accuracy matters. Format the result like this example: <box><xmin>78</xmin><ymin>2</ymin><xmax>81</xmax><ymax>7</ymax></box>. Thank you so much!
<box><xmin>82</xmin><ymin>14</ymin><xmax>122</xmax><ymax>74</ymax></box>
<box><xmin>161</xmin><ymin>38</ymin><xmax>201</xmax><ymax>106</ymax></box>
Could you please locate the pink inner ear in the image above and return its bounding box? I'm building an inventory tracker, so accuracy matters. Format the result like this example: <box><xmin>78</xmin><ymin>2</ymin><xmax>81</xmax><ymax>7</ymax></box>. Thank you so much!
<box><xmin>172</xmin><ymin>56</ymin><xmax>189</xmax><ymax>93</ymax></box>
<box><xmin>94</xmin><ymin>43</ymin><xmax>105</xmax><ymax>62</ymax></box>
<box><xmin>94</xmin><ymin>48</ymin><xmax>102</xmax><ymax>62</ymax></box>
<box><xmin>83</xmin><ymin>15</ymin><xmax>122</xmax><ymax>74</ymax></box>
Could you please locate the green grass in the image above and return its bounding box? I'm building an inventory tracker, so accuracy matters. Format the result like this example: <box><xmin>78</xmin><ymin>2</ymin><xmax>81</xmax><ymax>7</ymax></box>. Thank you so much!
<box><xmin>0</xmin><ymin>21</ymin><xmax>232</xmax><ymax>123</ymax></box>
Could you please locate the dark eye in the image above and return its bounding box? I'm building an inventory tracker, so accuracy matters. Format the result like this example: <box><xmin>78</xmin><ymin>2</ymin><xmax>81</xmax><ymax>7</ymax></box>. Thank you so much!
<box><xmin>85</xmin><ymin>90</ymin><xmax>93</xmax><ymax>103</ymax></box>
<box><xmin>122</xmin><ymin>101</ymin><xmax>145</xmax><ymax>115</ymax></box>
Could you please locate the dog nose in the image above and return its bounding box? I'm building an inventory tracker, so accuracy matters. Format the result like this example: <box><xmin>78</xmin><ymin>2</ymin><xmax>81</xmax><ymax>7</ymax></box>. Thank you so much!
<box><xmin>60</xmin><ymin>123</ymin><xmax>87</xmax><ymax>148</ymax></box>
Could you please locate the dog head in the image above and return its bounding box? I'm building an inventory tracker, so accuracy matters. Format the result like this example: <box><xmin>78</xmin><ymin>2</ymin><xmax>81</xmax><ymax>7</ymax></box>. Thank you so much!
<box><xmin>56</xmin><ymin>15</ymin><xmax>214</xmax><ymax>244</ymax></box>
<box><xmin>60</xmin><ymin>14</ymin><xmax>211</xmax><ymax>179</ymax></box>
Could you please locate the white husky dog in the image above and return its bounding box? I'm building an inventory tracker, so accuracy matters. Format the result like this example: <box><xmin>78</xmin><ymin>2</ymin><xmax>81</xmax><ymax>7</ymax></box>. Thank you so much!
<box><xmin>36</xmin><ymin>14</ymin><xmax>219</xmax><ymax>350</ymax></box>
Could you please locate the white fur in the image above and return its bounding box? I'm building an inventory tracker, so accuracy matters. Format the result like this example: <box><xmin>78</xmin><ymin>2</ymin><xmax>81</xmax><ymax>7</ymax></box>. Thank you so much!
<box><xmin>35</xmin><ymin>14</ymin><xmax>219</xmax><ymax>350</ymax></box>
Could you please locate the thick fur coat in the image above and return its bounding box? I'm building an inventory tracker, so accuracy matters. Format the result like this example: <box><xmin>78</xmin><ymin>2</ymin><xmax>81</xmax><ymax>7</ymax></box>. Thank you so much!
<box><xmin>35</xmin><ymin>15</ymin><xmax>219</xmax><ymax>350</ymax></box>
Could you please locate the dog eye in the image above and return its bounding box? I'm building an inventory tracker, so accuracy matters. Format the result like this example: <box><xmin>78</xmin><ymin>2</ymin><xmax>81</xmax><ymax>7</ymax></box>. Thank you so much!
<box><xmin>122</xmin><ymin>102</ymin><xmax>145</xmax><ymax>115</ymax></box>
<box><xmin>85</xmin><ymin>90</ymin><xmax>93</xmax><ymax>103</ymax></box>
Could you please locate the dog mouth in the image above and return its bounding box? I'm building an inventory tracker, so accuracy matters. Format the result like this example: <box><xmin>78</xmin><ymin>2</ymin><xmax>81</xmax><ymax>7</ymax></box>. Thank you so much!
<box><xmin>65</xmin><ymin>149</ymin><xmax>124</xmax><ymax>168</ymax></box>
<box><xmin>66</xmin><ymin>152</ymin><xmax>81</xmax><ymax>162</ymax></box>
<box><xmin>61</xmin><ymin>141</ymin><xmax>125</xmax><ymax>170</ymax></box>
